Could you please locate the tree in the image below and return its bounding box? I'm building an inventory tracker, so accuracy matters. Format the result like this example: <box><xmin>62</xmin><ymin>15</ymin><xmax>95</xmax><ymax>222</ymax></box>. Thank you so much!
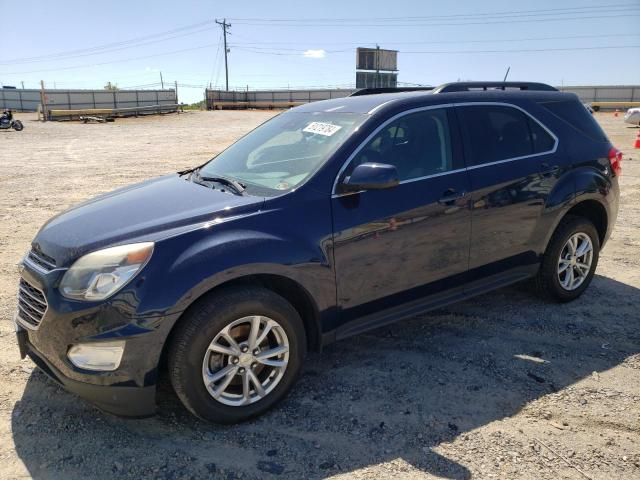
<box><xmin>104</xmin><ymin>82</ymin><xmax>119</xmax><ymax>91</ymax></box>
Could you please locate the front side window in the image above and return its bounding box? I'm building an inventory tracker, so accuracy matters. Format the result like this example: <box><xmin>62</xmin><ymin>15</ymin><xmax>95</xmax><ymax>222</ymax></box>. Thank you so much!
<box><xmin>345</xmin><ymin>108</ymin><xmax>453</xmax><ymax>182</ymax></box>
<box><xmin>199</xmin><ymin>111</ymin><xmax>368</xmax><ymax>196</ymax></box>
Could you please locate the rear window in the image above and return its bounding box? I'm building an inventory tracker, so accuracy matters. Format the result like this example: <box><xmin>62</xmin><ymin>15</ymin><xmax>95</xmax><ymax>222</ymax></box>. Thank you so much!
<box><xmin>538</xmin><ymin>100</ymin><xmax>608</xmax><ymax>142</ymax></box>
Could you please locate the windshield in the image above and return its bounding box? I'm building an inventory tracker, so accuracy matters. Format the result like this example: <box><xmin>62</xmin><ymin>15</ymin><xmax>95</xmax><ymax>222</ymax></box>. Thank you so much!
<box><xmin>198</xmin><ymin>111</ymin><xmax>368</xmax><ymax>196</ymax></box>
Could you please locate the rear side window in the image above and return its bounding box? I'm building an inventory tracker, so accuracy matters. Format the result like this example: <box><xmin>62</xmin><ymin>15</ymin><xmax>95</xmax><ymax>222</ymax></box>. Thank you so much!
<box><xmin>527</xmin><ymin>117</ymin><xmax>556</xmax><ymax>152</ymax></box>
<box><xmin>457</xmin><ymin>105</ymin><xmax>556</xmax><ymax>166</ymax></box>
<box><xmin>538</xmin><ymin>100</ymin><xmax>607</xmax><ymax>142</ymax></box>
<box><xmin>457</xmin><ymin>105</ymin><xmax>537</xmax><ymax>166</ymax></box>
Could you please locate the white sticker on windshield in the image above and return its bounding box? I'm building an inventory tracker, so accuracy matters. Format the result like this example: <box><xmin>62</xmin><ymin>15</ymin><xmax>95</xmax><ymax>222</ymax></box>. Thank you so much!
<box><xmin>303</xmin><ymin>122</ymin><xmax>342</xmax><ymax>137</ymax></box>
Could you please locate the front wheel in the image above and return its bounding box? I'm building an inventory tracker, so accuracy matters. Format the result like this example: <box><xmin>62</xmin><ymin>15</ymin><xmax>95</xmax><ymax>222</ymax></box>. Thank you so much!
<box><xmin>168</xmin><ymin>287</ymin><xmax>306</xmax><ymax>423</ymax></box>
<box><xmin>535</xmin><ymin>216</ymin><xmax>600</xmax><ymax>302</ymax></box>
<box><xmin>12</xmin><ymin>120</ymin><xmax>23</xmax><ymax>131</ymax></box>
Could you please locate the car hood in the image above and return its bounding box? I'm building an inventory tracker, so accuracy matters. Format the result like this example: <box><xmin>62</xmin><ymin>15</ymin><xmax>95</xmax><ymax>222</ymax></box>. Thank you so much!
<box><xmin>32</xmin><ymin>174</ymin><xmax>264</xmax><ymax>267</ymax></box>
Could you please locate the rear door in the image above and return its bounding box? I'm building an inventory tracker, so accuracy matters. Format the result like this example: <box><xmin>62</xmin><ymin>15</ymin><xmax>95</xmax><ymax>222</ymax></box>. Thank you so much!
<box><xmin>456</xmin><ymin>103</ymin><xmax>558</xmax><ymax>278</ymax></box>
<box><xmin>331</xmin><ymin>107</ymin><xmax>471</xmax><ymax>324</ymax></box>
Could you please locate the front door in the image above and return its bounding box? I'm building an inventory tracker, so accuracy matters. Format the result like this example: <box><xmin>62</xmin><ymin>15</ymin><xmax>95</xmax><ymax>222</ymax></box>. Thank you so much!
<box><xmin>331</xmin><ymin>107</ymin><xmax>471</xmax><ymax>325</ymax></box>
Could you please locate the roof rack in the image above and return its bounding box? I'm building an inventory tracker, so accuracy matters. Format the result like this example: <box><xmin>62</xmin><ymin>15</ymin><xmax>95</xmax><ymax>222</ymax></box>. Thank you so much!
<box><xmin>350</xmin><ymin>87</ymin><xmax>434</xmax><ymax>97</ymax></box>
<box><xmin>432</xmin><ymin>82</ymin><xmax>557</xmax><ymax>93</ymax></box>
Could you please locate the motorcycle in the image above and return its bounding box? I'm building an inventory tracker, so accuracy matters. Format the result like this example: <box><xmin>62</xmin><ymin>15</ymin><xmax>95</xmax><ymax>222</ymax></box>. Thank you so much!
<box><xmin>0</xmin><ymin>111</ymin><xmax>23</xmax><ymax>131</ymax></box>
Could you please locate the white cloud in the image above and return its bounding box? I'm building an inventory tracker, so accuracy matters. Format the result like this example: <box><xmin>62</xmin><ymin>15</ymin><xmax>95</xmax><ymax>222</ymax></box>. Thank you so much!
<box><xmin>303</xmin><ymin>49</ymin><xmax>326</xmax><ymax>59</ymax></box>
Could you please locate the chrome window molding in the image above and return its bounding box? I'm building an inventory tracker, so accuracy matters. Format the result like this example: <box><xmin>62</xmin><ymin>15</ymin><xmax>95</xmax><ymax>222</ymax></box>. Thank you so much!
<box><xmin>399</xmin><ymin>167</ymin><xmax>468</xmax><ymax>185</ymax></box>
<box><xmin>331</xmin><ymin>101</ymin><xmax>559</xmax><ymax>198</ymax></box>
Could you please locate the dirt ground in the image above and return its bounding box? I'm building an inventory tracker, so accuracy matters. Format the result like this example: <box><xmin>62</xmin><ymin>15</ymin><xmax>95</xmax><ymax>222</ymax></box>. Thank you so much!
<box><xmin>0</xmin><ymin>110</ymin><xmax>638</xmax><ymax>480</ymax></box>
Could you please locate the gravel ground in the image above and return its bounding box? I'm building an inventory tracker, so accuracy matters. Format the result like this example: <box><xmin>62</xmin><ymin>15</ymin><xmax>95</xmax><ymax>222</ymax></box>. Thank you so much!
<box><xmin>0</xmin><ymin>110</ymin><xmax>638</xmax><ymax>480</ymax></box>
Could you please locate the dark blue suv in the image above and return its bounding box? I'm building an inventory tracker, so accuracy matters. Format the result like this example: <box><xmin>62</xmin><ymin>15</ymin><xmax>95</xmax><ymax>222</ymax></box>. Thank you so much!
<box><xmin>15</xmin><ymin>82</ymin><xmax>621</xmax><ymax>423</ymax></box>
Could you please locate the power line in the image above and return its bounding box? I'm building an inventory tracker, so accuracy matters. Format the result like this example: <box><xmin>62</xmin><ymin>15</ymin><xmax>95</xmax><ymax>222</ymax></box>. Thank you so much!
<box><xmin>228</xmin><ymin>3</ymin><xmax>639</xmax><ymax>22</ymax></box>
<box><xmin>228</xmin><ymin>12</ymin><xmax>640</xmax><ymax>27</ymax></box>
<box><xmin>233</xmin><ymin>44</ymin><xmax>640</xmax><ymax>56</ymax></box>
<box><xmin>230</xmin><ymin>33</ymin><xmax>637</xmax><ymax>47</ymax></box>
<box><xmin>401</xmin><ymin>45</ymin><xmax>640</xmax><ymax>54</ymax></box>
<box><xmin>0</xmin><ymin>20</ymin><xmax>216</xmax><ymax>65</ymax></box>
<box><xmin>5</xmin><ymin>39</ymin><xmax>638</xmax><ymax>77</ymax></box>
<box><xmin>1</xmin><ymin>42</ymin><xmax>218</xmax><ymax>76</ymax></box>
<box><xmin>208</xmin><ymin>32</ymin><xmax>223</xmax><ymax>88</ymax></box>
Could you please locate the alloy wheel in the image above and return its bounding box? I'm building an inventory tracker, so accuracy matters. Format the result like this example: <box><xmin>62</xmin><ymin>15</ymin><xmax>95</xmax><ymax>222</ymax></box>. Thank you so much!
<box><xmin>557</xmin><ymin>232</ymin><xmax>593</xmax><ymax>291</ymax></box>
<box><xmin>201</xmin><ymin>316</ymin><xmax>290</xmax><ymax>406</ymax></box>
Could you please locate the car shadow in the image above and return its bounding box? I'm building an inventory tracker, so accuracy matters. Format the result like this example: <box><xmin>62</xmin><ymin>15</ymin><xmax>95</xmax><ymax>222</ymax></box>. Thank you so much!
<box><xmin>11</xmin><ymin>274</ymin><xmax>639</xmax><ymax>479</ymax></box>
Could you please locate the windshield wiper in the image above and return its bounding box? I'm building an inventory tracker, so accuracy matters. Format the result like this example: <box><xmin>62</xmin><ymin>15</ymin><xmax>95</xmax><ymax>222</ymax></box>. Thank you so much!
<box><xmin>195</xmin><ymin>173</ymin><xmax>246</xmax><ymax>196</ymax></box>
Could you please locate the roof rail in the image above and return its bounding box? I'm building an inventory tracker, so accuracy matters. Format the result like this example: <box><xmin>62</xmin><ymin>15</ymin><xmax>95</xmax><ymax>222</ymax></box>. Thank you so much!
<box><xmin>433</xmin><ymin>82</ymin><xmax>557</xmax><ymax>93</ymax></box>
<box><xmin>350</xmin><ymin>87</ymin><xmax>434</xmax><ymax>97</ymax></box>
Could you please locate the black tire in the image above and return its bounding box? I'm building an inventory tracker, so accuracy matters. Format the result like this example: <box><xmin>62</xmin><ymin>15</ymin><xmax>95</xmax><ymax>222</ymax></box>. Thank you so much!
<box><xmin>535</xmin><ymin>215</ymin><xmax>600</xmax><ymax>302</ymax></box>
<box><xmin>12</xmin><ymin>120</ymin><xmax>23</xmax><ymax>131</ymax></box>
<box><xmin>168</xmin><ymin>286</ymin><xmax>306</xmax><ymax>423</ymax></box>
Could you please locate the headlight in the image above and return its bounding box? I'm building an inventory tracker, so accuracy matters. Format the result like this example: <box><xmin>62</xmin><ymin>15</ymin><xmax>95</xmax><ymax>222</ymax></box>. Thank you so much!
<box><xmin>60</xmin><ymin>242</ymin><xmax>154</xmax><ymax>301</ymax></box>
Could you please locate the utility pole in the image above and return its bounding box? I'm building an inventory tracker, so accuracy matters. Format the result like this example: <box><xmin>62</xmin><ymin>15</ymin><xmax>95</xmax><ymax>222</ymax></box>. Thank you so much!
<box><xmin>40</xmin><ymin>80</ymin><xmax>47</xmax><ymax>122</ymax></box>
<box><xmin>160</xmin><ymin>71</ymin><xmax>164</xmax><ymax>89</ymax></box>
<box><xmin>216</xmin><ymin>19</ymin><xmax>231</xmax><ymax>91</ymax></box>
<box><xmin>174</xmin><ymin>80</ymin><xmax>178</xmax><ymax>105</ymax></box>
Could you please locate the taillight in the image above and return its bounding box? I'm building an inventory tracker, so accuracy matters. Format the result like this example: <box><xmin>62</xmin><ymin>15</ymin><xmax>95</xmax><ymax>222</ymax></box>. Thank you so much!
<box><xmin>609</xmin><ymin>147</ymin><xmax>623</xmax><ymax>177</ymax></box>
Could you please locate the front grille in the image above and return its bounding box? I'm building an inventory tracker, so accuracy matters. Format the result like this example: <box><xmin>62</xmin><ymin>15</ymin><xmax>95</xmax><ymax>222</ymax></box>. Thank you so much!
<box><xmin>17</xmin><ymin>278</ymin><xmax>48</xmax><ymax>329</ymax></box>
<box><xmin>26</xmin><ymin>249</ymin><xmax>56</xmax><ymax>272</ymax></box>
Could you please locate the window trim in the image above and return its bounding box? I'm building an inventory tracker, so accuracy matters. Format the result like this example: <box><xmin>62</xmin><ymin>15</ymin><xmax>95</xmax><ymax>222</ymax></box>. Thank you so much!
<box><xmin>331</xmin><ymin>101</ymin><xmax>558</xmax><ymax>197</ymax></box>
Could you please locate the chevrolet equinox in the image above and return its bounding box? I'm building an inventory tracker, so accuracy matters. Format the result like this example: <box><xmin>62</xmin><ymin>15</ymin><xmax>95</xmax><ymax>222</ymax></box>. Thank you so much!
<box><xmin>15</xmin><ymin>82</ymin><xmax>621</xmax><ymax>423</ymax></box>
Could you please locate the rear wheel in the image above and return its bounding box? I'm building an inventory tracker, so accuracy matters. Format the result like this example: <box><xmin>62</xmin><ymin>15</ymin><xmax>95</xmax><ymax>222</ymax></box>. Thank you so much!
<box><xmin>535</xmin><ymin>216</ymin><xmax>600</xmax><ymax>302</ymax></box>
<box><xmin>12</xmin><ymin>120</ymin><xmax>23</xmax><ymax>131</ymax></box>
<box><xmin>168</xmin><ymin>287</ymin><xmax>306</xmax><ymax>423</ymax></box>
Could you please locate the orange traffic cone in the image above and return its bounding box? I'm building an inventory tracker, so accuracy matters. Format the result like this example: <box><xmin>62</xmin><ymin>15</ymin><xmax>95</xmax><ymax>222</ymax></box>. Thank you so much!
<box><xmin>635</xmin><ymin>131</ymin><xmax>640</xmax><ymax>149</ymax></box>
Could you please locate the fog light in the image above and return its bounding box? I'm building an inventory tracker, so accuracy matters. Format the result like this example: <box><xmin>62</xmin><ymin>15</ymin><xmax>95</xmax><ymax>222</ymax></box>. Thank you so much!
<box><xmin>67</xmin><ymin>341</ymin><xmax>125</xmax><ymax>371</ymax></box>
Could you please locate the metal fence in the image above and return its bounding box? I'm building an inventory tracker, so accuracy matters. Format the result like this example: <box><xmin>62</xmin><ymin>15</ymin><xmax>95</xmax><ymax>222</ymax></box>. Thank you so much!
<box><xmin>206</xmin><ymin>88</ymin><xmax>356</xmax><ymax>109</ymax></box>
<box><xmin>207</xmin><ymin>85</ymin><xmax>640</xmax><ymax>110</ymax></box>
<box><xmin>0</xmin><ymin>88</ymin><xmax>178</xmax><ymax>112</ymax></box>
<box><xmin>558</xmin><ymin>85</ymin><xmax>639</xmax><ymax>103</ymax></box>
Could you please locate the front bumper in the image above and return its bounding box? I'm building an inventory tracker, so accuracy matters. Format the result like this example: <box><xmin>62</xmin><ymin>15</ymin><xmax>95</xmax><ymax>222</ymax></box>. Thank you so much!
<box><xmin>15</xmin><ymin>258</ymin><xmax>181</xmax><ymax>418</ymax></box>
<box><xmin>17</xmin><ymin>325</ymin><xmax>156</xmax><ymax>417</ymax></box>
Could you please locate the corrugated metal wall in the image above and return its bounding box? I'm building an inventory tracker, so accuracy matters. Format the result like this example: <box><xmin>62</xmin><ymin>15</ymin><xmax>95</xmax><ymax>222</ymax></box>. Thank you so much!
<box><xmin>558</xmin><ymin>85</ymin><xmax>639</xmax><ymax>102</ymax></box>
<box><xmin>0</xmin><ymin>88</ymin><xmax>177</xmax><ymax>112</ymax></box>
<box><xmin>206</xmin><ymin>88</ymin><xmax>356</xmax><ymax>109</ymax></box>
<box><xmin>207</xmin><ymin>85</ymin><xmax>640</xmax><ymax>110</ymax></box>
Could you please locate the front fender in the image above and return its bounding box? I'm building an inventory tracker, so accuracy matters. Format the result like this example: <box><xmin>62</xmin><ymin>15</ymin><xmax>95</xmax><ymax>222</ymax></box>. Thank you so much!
<box><xmin>135</xmin><ymin>222</ymin><xmax>335</xmax><ymax>325</ymax></box>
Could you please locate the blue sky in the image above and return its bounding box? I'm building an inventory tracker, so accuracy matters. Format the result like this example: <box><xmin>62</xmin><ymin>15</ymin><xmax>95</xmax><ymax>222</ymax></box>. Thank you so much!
<box><xmin>2</xmin><ymin>0</ymin><xmax>639</xmax><ymax>103</ymax></box>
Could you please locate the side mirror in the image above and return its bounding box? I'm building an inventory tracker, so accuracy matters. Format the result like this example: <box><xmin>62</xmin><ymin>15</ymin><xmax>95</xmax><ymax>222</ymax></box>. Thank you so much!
<box><xmin>339</xmin><ymin>162</ymin><xmax>399</xmax><ymax>193</ymax></box>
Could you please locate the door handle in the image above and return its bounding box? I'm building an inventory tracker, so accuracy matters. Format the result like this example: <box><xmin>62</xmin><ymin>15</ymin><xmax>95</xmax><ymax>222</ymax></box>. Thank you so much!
<box><xmin>438</xmin><ymin>189</ymin><xmax>467</xmax><ymax>205</ymax></box>
<box><xmin>540</xmin><ymin>162</ymin><xmax>560</xmax><ymax>176</ymax></box>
